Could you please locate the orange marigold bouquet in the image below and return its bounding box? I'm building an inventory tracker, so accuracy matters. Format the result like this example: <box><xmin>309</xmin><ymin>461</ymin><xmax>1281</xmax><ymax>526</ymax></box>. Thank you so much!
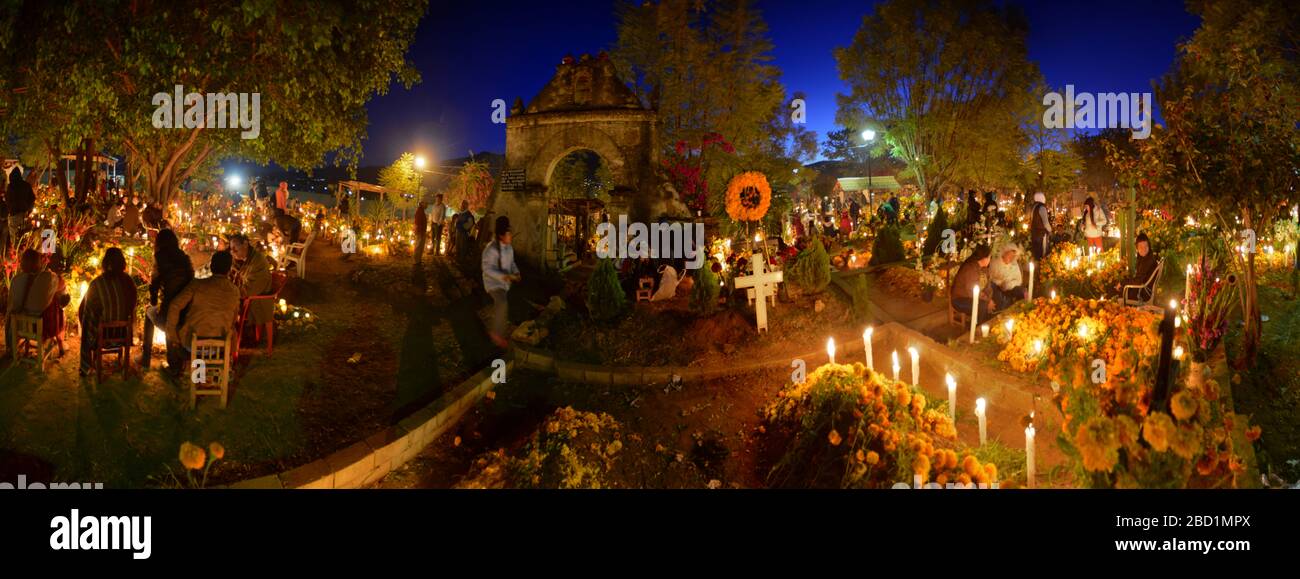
<box><xmin>1037</xmin><ymin>242</ymin><xmax>1127</xmax><ymax>298</ymax></box>
<box><xmin>992</xmin><ymin>297</ymin><xmax>1252</xmax><ymax>487</ymax></box>
<box><xmin>764</xmin><ymin>363</ymin><xmax>998</xmax><ymax>488</ymax></box>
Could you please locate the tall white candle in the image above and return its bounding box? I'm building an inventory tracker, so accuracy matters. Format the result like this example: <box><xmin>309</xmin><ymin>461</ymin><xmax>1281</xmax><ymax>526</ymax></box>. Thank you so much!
<box><xmin>863</xmin><ymin>326</ymin><xmax>874</xmax><ymax>371</ymax></box>
<box><xmin>891</xmin><ymin>350</ymin><xmax>900</xmax><ymax>382</ymax></box>
<box><xmin>975</xmin><ymin>398</ymin><xmax>987</xmax><ymax>445</ymax></box>
<box><xmin>907</xmin><ymin>347</ymin><xmax>919</xmax><ymax>386</ymax></box>
<box><xmin>1026</xmin><ymin>424</ymin><xmax>1036</xmax><ymax>489</ymax></box>
<box><xmin>969</xmin><ymin>284</ymin><xmax>980</xmax><ymax>343</ymax></box>
<box><xmin>1028</xmin><ymin>261</ymin><xmax>1035</xmax><ymax>301</ymax></box>
<box><xmin>826</xmin><ymin>337</ymin><xmax>836</xmax><ymax>365</ymax></box>
<box><xmin>1184</xmin><ymin>263</ymin><xmax>1193</xmax><ymax>308</ymax></box>
<box><xmin>945</xmin><ymin>373</ymin><xmax>957</xmax><ymax>419</ymax></box>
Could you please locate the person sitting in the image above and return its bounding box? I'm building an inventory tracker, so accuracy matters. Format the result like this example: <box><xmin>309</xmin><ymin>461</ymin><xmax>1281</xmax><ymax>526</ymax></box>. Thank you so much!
<box><xmin>77</xmin><ymin>248</ymin><xmax>138</xmax><ymax>376</ymax></box>
<box><xmin>1117</xmin><ymin>232</ymin><xmax>1160</xmax><ymax>302</ymax></box>
<box><xmin>951</xmin><ymin>244</ymin><xmax>994</xmax><ymax>324</ymax></box>
<box><xmin>273</xmin><ymin>207</ymin><xmax>302</xmax><ymax>245</ymax></box>
<box><xmin>228</xmin><ymin>234</ymin><xmax>275</xmax><ymax>331</ymax></box>
<box><xmin>106</xmin><ymin>202</ymin><xmax>125</xmax><ymax>229</ymax></box>
<box><xmin>5</xmin><ymin>249</ymin><xmax>67</xmax><ymax>359</ymax></box>
<box><xmin>165</xmin><ymin>250</ymin><xmax>241</xmax><ymax>377</ymax></box>
<box><xmin>989</xmin><ymin>244</ymin><xmax>1027</xmax><ymax>309</ymax></box>
<box><xmin>149</xmin><ymin>229</ymin><xmax>195</xmax><ymax>372</ymax></box>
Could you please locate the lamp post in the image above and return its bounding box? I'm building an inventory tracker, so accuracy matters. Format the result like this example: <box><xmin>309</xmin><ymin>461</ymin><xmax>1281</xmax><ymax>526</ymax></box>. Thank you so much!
<box><xmin>861</xmin><ymin>129</ymin><xmax>875</xmax><ymax>210</ymax></box>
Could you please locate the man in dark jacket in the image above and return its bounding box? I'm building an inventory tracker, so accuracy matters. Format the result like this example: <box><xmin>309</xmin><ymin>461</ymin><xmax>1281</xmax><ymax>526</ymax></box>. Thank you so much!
<box><xmin>6</xmin><ymin>167</ymin><xmax>35</xmax><ymax>247</ymax></box>
<box><xmin>1029</xmin><ymin>192</ymin><xmax>1052</xmax><ymax>261</ymax></box>
<box><xmin>952</xmin><ymin>244</ymin><xmax>994</xmax><ymax>324</ymax></box>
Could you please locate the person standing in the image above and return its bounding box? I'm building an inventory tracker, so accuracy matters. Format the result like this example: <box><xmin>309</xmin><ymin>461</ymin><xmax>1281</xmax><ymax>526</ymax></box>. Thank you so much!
<box><xmin>1081</xmin><ymin>196</ymin><xmax>1108</xmax><ymax>252</ymax></box>
<box><xmin>6</xmin><ymin>167</ymin><xmax>35</xmax><ymax>247</ymax></box>
<box><xmin>453</xmin><ymin>200</ymin><xmax>474</xmax><ymax>262</ymax></box>
<box><xmin>428</xmin><ymin>193</ymin><xmax>447</xmax><ymax>256</ymax></box>
<box><xmin>274</xmin><ymin>181</ymin><xmax>289</xmax><ymax>211</ymax></box>
<box><xmin>413</xmin><ymin>199</ymin><xmax>428</xmax><ymax>265</ymax></box>
<box><xmin>1029</xmin><ymin>192</ymin><xmax>1053</xmax><ymax>261</ymax></box>
<box><xmin>482</xmin><ymin>216</ymin><xmax>520</xmax><ymax>349</ymax></box>
<box><xmin>149</xmin><ymin>229</ymin><xmax>194</xmax><ymax>374</ymax></box>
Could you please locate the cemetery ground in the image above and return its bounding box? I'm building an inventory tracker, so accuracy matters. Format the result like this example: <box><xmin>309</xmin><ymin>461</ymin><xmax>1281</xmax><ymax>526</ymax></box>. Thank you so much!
<box><xmin>0</xmin><ymin>243</ymin><xmax>489</xmax><ymax>488</ymax></box>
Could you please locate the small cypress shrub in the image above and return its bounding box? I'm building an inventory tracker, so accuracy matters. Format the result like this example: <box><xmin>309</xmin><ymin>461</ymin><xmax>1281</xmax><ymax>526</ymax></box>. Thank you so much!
<box><xmin>585</xmin><ymin>258</ymin><xmax>627</xmax><ymax>322</ymax></box>
<box><xmin>690</xmin><ymin>264</ymin><xmax>721</xmax><ymax>315</ymax></box>
<box><xmin>922</xmin><ymin>205</ymin><xmax>949</xmax><ymax>257</ymax></box>
<box><xmin>787</xmin><ymin>237</ymin><xmax>831</xmax><ymax>293</ymax></box>
<box><xmin>869</xmin><ymin>225</ymin><xmax>906</xmax><ymax>266</ymax></box>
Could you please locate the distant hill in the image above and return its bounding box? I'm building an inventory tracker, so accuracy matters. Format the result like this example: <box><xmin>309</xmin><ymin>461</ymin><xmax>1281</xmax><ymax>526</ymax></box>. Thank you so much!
<box><xmin>236</xmin><ymin>152</ymin><xmax>505</xmax><ymax>195</ymax></box>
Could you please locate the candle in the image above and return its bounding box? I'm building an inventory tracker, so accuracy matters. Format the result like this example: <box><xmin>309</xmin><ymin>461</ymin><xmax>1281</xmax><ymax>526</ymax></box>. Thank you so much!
<box><xmin>863</xmin><ymin>327</ymin><xmax>874</xmax><ymax>371</ymax></box>
<box><xmin>907</xmin><ymin>347</ymin><xmax>919</xmax><ymax>386</ymax></box>
<box><xmin>1025</xmin><ymin>423</ymin><xmax>1036</xmax><ymax>489</ymax></box>
<box><xmin>1028</xmin><ymin>261</ymin><xmax>1035</xmax><ymax>301</ymax></box>
<box><xmin>1185</xmin><ymin>263</ymin><xmax>1193</xmax><ymax>306</ymax></box>
<box><xmin>975</xmin><ymin>398</ymin><xmax>987</xmax><ymax>445</ymax></box>
<box><xmin>827</xmin><ymin>337</ymin><xmax>836</xmax><ymax>365</ymax></box>
<box><xmin>1049</xmin><ymin>289</ymin><xmax>1056</xmax><ymax>302</ymax></box>
<box><xmin>946</xmin><ymin>373</ymin><xmax>957</xmax><ymax>419</ymax></box>
<box><xmin>891</xmin><ymin>350</ymin><xmax>900</xmax><ymax>382</ymax></box>
<box><xmin>969</xmin><ymin>284</ymin><xmax>980</xmax><ymax>343</ymax></box>
<box><xmin>980</xmin><ymin>323</ymin><xmax>989</xmax><ymax>339</ymax></box>
<box><xmin>1003</xmin><ymin>317</ymin><xmax>1014</xmax><ymax>339</ymax></box>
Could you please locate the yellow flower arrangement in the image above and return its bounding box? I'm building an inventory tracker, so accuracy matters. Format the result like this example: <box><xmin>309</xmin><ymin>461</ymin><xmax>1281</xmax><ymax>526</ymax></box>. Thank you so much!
<box><xmin>724</xmin><ymin>171</ymin><xmax>771</xmax><ymax>223</ymax></box>
<box><xmin>764</xmin><ymin>362</ymin><xmax>1000</xmax><ymax>488</ymax></box>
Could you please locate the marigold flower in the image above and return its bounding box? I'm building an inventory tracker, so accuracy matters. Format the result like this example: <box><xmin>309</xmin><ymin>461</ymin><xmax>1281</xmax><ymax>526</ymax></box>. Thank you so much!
<box><xmin>913</xmin><ymin>454</ymin><xmax>931</xmax><ymax>476</ymax></box>
<box><xmin>1076</xmin><ymin>416</ymin><xmax>1121</xmax><ymax>472</ymax></box>
<box><xmin>1245</xmin><ymin>425</ymin><xmax>1262</xmax><ymax>442</ymax></box>
<box><xmin>962</xmin><ymin>455</ymin><xmax>980</xmax><ymax>477</ymax></box>
<box><xmin>1142</xmin><ymin>412</ymin><xmax>1174</xmax><ymax>453</ymax></box>
<box><xmin>208</xmin><ymin>442</ymin><xmax>225</xmax><ymax>461</ymax></box>
<box><xmin>1171</xmin><ymin>391</ymin><xmax>1198</xmax><ymax>421</ymax></box>
<box><xmin>828</xmin><ymin>429</ymin><xmax>842</xmax><ymax>446</ymax></box>
<box><xmin>179</xmin><ymin>442</ymin><xmax>206</xmax><ymax>470</ymax></box>
<box><xmin>866</xmin><ymin>451</ymin><xmax>880</xmax><ymax>465</ymax></box>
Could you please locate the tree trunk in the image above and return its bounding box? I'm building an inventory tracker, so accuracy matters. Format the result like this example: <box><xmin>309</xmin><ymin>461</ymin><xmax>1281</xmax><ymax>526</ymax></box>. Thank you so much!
<box><xmin>1233</xmin><ymin>208</ymin><xmax>1261</xmax><ymax>368</ymax></box>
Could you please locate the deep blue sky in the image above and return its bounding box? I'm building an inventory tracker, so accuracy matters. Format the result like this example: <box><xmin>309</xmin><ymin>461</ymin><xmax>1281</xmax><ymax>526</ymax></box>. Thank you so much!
<box><xmin>361</xmin><ymin>0</ymin><xmax>1200</xmax><ymax>166</ymax></box>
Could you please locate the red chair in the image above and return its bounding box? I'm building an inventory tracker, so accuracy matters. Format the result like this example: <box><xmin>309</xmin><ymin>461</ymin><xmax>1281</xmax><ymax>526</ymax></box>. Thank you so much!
<box><xmin>235</xmin><ymin>271</ymin><xmax>287</xmax><ymax>358</ymax></box>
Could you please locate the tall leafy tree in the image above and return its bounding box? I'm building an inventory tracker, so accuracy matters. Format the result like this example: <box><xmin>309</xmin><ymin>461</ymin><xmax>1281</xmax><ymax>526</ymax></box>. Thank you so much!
<box><xmin>378</xmin><ymin>152</ymin><xmax>422</xmax><ymax>214</ymax></box>
<box><xmin>0</xmin><ymin>0</ymin><xmax>425</xmax><ymax>206</ymax></box>
<box><xmin>833</xmin><ymin>0</ymin><xmax>1039</xmax><ymax>198</ymax></box>
<box><xmin>611</xmin><ymin>0</ymin><xmax>814</xmax><ymax>216</ymax></box>
<box><xmin>1108</xmin><ymin>0</ymin><xmax>1299</xmax><ymax>366</ymax></box>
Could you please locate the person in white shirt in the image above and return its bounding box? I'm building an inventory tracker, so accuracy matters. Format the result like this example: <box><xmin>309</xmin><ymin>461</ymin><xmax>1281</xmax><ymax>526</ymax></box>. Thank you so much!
<box><xmin>429</xmin><ymin>193</ymin><xmax>448</xmax><ymax>256</ymax></box>
<box><xmin>481</xmin><ymin>216</ymin><xmax>521</xmax><ymax>349</ymax></box>
<box><xmin>988</xmin><ymin>243</ymin><xmax>1026</xmax><ymax>309</ymax></box>
<box><xmin>1081</xmin><ymin>196</ymin><xmax>1108</xmax><ymax>252</ymax></box>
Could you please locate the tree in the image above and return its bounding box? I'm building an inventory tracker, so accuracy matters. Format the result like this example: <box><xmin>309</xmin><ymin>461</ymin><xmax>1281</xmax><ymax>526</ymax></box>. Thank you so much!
<box><xmin>612</xmin><ymin>0</ymin><xmax>814</xmax><ymax>214</ymax></box>
<box><xmin>833</xmin><ymin>0</ymin><xmax>1039</xmax><ymax>198</ymax></box>
<box><xmin>378</xmin><ymin>152</ymin><xmax>422</xmax><ymax>216</ymax></box>
<box><xmin>550</xmin><ymin>151</ymin><xmax>613</xmax><ymax>200</ymax></box>
<box><xmin>0</xmin><ymin>1</ymin><xmax>425</xmax><ymax>207</ymax></box>
<box><xmin>586</xmin><ymin>258</ymin><xmax>627</xmax><ymax>322</ymax></box>
<box><xmin>445</xmin><ymin>159</ymin><xmax>494</xmax><ymax>211</ymax></box>
<box><xmin>1108</xmin><ymin>0</ymin><xmax>1299</xmax><ymax>366</ymax></box>
<box><xmin>1073</xmin><ymin>128</ymin><xmax>1135</xmax><ymax>200</ymax></box>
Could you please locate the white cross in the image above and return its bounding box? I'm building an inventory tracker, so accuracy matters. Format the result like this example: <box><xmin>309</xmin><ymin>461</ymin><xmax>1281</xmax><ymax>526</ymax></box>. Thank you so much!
<box><xmin>734</xmin><ymin>253</ymin><xmax>783</xmax><ymax>332</ymax></box>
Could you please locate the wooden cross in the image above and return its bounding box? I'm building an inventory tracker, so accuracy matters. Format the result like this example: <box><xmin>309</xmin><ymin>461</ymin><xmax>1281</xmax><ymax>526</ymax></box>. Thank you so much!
<box><xmin>734</xmin><ymin>253</ymin><xmax>783</xmax><ymax>332</ymax></box>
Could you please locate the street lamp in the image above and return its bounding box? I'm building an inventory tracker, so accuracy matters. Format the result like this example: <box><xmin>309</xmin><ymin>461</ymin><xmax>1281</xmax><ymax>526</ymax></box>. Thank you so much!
<box><xmin>861</xmin><ymin>129</ymin><xmax>875</xmax><ymax>210</ymax></box>
<box><xmin>414</xmin><ymin>155</ymin><xmax>427</xmax><ymax>169</ymax></box>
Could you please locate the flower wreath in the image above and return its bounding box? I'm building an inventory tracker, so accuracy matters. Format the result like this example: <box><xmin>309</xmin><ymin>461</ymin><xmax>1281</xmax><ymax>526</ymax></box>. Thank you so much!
<box><xmin>725</xmin><ymin>172</ymin><xmax>771</xmax><ymax>222</ymax></box>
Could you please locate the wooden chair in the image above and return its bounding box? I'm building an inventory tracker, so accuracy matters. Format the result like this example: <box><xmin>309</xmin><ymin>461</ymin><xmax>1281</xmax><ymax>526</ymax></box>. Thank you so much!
<box><xmin>236</xmin><ymin>271</ymin><xmax>288</xmax><ymax>357</ymax></box>
<box><xmin>9</xmin><ymin>312</ymin><xmax>61</xmax><ymax>371</ymax></box>
<box><xmin>189</xmin><ymin>334</ymin><xmax>231</xmax><ymax>409</ymax></box>
<box><xmin>91</xmin><ymin>317</ymin><xmax>134</xmax><ymax>382</ymax></box>
<box><xmin>942</xmin><ymin>259</ymin><xmax>968</xmax><ymax>327</ymax></box>
<box><xmin>283</xmin><ymin>230</ymin><xmax>316</xmax><ymax>279</ymax></box>
<box><xmin>1121</xmin><ymin>257</ymin><xmax>1165</xmax><ymax>308</ymax></box>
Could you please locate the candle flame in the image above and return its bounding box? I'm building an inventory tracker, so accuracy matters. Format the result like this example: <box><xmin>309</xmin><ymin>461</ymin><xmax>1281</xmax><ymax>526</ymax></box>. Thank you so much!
<box><xmin>826</xmin><ymin>338</ymin><xmax>836</xmax><ymax>364</ymax></box>
<box><xmin>945</xmin><ymin>373</ymin><xmax>956</xmax><ymax>390</ymax></box>
<box><xmin>975</xmin><ymin>398</ymin><xmax>986</xmax><ymax>413</ymax></box>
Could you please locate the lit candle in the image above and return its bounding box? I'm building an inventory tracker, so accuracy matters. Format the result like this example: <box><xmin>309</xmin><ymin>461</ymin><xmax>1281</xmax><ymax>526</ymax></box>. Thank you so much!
<box><xmin>969</xmin><ymin>284</ymin><xmax>980</xmax><ymax>343</ymax></box>
<box><xmin>946</xmin><ymin>373</ymin><xmax>957</xmax><ymax>419</ymax></box>
<box><xmin>1003</xmin><ymin>317</ymin><xmax>1014</xmax><ymax>340</ymax></box>
<box><xmin>1028</xmin><ymin>261</ymin><xmax>1035</xmax><ymax>301</ymax></box>
<box><xmin>891</xmin><ymin>350</ymin><xmax>900</xmax><ymax>382</ymax></box>
<box><xmin>826</xmin><ymin>337</ymin><xmax>836</xmax><ymax>365</ymax></box>
<box><xmin>1049</xmin><ymin>289</ymin><xmax>1056</xmax><ymax>302</ymax></box>
<box><xmin>975</xmin><ymin>398</ymin><xmax>987</xmax><ymax>445</ymax></box>
<box><xmin>980</xmin><ymin>323</ymin><xmax>989</xmax><ymax>339</ymax></box>
<box><xmin>1184</xmin><ymin>263</ymin><xmax>1193</xmax><ymax>306</ymax></box>
<box><xmin>1025</xmin><ymin>423</ymin><xmax>1036</xmax><ymax>489</ymax></box>
<box><xmin>907</xmin><ymin>347</ymin><xmax>919</xmax><ymax>386</ymax></box>
<box><xmin>863</xmin><ymin>326</ymin><xmax>874</xmax><ymax>371</ymax></box>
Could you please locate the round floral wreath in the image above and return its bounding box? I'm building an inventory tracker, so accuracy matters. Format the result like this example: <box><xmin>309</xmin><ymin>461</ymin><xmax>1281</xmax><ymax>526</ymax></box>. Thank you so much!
<box><xmin>725</xmin><ymin>172</ymin><xmax>771</xmax><ymax>222</ymax></box>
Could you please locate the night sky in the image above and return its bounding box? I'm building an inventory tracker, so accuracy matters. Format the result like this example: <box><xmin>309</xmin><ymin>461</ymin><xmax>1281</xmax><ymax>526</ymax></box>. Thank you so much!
<box><xmin>360</xmin><ymin>0</ymin><xmax>1201</xmax><ymax>167</ymax></box>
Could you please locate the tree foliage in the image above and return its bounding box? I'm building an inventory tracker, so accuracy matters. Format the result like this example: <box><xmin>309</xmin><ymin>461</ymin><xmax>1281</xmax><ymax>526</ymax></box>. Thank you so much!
<box><xmin>0</xmin><ymin>0</ymin><xmax>425</xmax><ymax>206</ymax></box>
<box><xmin>833</xmin><ymin>0</ymin><xmax>1039</xmax><ymax>197</ymax></box>
<box><xmin>586</xmin><ymin>258</ymin><xmax>628</xmax><ymax>322</ymax></box>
